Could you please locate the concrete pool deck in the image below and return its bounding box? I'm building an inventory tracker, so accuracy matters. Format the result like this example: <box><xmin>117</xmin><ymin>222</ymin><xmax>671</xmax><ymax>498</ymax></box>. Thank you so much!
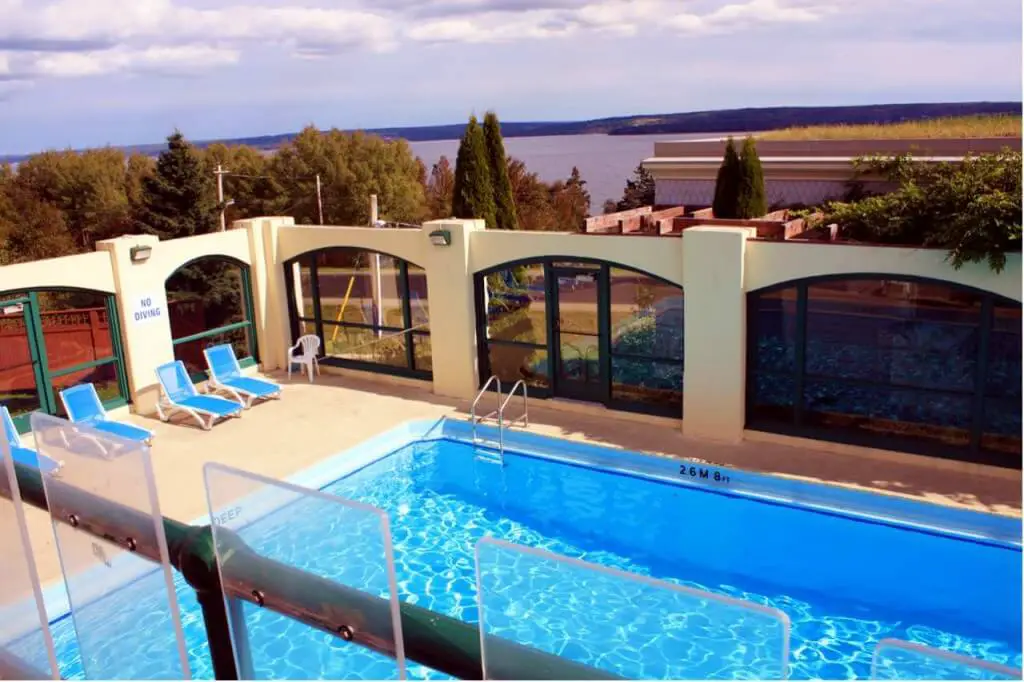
<box><xmin>13</xmin><ymin>368</ymin><xmax>1022</xmax><ymax>587</ymax></box>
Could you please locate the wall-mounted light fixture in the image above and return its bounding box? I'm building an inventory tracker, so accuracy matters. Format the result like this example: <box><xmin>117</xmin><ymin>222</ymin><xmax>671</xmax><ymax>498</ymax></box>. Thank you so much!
<box><xmin>130</xmin><ymin>245</ymin><xmax>153</xmax><ymax>263</ymax></box>
<box><xmin>428</xmin><ymin>229</ymin><xmax>451</xmax><ymax>247</ymax></box>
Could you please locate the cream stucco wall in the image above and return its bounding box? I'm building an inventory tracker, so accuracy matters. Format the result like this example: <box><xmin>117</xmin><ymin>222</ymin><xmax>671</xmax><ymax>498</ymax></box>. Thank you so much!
<box><xmin>0</xmin><ymin>218</ymin><xmax>1018</xmax><ymax>449</ymax></box>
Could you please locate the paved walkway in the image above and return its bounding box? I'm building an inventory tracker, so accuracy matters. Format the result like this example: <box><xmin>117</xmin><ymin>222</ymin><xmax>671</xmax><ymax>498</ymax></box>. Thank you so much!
<box><xmin>11</xmin><ymin>369</ymin><xmax>1021</xmax><ymax>587</ymax></box>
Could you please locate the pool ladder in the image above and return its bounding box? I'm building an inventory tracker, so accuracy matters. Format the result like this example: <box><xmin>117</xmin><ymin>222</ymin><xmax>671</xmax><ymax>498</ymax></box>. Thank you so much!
<box><xmin>470</xmin><ymin>376</ymin><xmax>529</xmax><ymax>465</ymax></box>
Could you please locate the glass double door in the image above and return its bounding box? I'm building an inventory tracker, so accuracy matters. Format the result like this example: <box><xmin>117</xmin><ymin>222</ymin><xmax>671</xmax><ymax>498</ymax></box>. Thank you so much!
<box><xmin>549</xmin><ymin>265</ymin><xmax>608</xmax><ymax>402</ymax></box>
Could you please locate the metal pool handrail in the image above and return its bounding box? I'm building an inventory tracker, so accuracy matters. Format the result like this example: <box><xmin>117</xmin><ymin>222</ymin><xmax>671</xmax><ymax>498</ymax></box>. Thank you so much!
<box><xmin>3</xmin><ymin>461</ymin><xmax>620</xmax><ymax>681</ymax></box>
<box><xmin>500</xmin><ymin>379</ymin><xmax>529</xmax><ymax>429</ymax></box>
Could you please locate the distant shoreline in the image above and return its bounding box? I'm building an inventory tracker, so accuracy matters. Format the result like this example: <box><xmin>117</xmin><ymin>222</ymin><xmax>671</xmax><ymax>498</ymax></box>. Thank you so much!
<box><xmin>2</xmin><ymin>101</ymin><xmax>1019</xmax><ymax>163</ymax></box>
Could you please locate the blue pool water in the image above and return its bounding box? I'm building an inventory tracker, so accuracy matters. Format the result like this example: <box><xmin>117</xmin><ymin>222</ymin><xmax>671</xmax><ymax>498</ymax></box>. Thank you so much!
<box><xmin>47</xmin><ymin>435</ymin><xmax>1022</xmax><ymax>680</ymax></box>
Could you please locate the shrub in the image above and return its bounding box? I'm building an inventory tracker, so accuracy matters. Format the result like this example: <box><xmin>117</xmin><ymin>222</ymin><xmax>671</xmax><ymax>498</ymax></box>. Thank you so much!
<box><xmin>827</xmin><ymin>149</ymin><xmax>1022</xmax><ymax>273</ymax></box>
<box><xmin>736</xmin><ymin>136</ymin><xmax>768</xmax><ymax>218</ymax></box>
<box><xmin>712</xmin><ymin>137</ymin><xmax>741</xmax><ymax>218</ymax></box>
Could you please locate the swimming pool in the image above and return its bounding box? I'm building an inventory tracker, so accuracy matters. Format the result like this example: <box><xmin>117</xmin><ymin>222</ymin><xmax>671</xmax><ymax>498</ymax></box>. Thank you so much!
<box><xmin>45</xmin><ymin>418</ymin><xmax>1022</xmax><ymax>679</ymax></box>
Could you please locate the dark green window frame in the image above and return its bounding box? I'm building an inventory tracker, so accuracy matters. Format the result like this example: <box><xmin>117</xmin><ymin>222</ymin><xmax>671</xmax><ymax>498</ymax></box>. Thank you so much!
<box><xmin>473</xmin><ymin>257</ymin><xmax>685</xmax><ymax>419</ymax></box>
<box><xmin>745</xmin><ymin>274</ymin><xmax>1022</xmax><ymax>468</ymax></box>
<box><xmin>0</xmin><ymin>289</ymin><xmax>130</xmax><ymax>433</ymax></box>
<box><xmin>283</xmin><ymin>249</ymin><xmax>432</xmax><ymax>381</ymax></box>
<box><xmin>165</xmin><ymin>258</ymin><xmax>259</xmax><ymax>383</ymax></box>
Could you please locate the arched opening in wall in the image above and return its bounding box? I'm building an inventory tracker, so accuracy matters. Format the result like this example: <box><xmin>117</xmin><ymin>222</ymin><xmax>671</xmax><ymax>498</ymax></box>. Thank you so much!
<box><xmin>165</xmin><ymin>257</ymin><xmax>258</xmax><ymax>381</ymax></box>
<box><xmin>475</xmin><ymin>258</ymin><xmax>684</xmax><ymax>417</ymax></box>
<box><xmin>746</xmin><ymin>276</ymin><xmax>1021</xmax><ymax>468</ymax></box>
<box><xmin>283</xmin><ymin>248</ymin><xmax>431</xmax><ymax>378</ymax></box>
<box><xmin>0</xmin><ymin>288</ymin><xmax>129</xmax><ymax>432</ymax></box>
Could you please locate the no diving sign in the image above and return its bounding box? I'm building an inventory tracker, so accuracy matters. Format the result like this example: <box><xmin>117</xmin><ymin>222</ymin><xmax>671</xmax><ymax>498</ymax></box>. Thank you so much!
<box><xmin>132</xmin><ymin>293</ymin><xmax>166</xmax><ymax>326</ymax></box>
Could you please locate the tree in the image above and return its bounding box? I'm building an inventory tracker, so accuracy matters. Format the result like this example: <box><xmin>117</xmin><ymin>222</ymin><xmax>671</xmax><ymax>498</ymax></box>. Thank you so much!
<box><xmin>506</xmin><ymin>158</ymin><xmax>557</xmax><ymax>231</ymax></box>
<box><xmin>712</xmin><ymin>137</ymin><xmax>742</xmax><ymax>218</ymax></box>
<box><xmin>827</xmin><ymin>149</ymin><xmax>1022</xmax><ymax>272</ymax></box>
<box><xmin>736</xmin><ymin>136</ymin><xmax>768</xmax><ymax>218</ymax></box>
<box><xmin>614</xmin><ymin>164</ymin><xmax>656</xmax><ymax>212</ymax></box>
<box><xmin>425</xmin><ymin>155</ymin><xmax>455</xmax><ymax>219</ymax></box>
<box><xmin>269</xmin><ymin>126</ymin><xmax>426</xmax><ymax>226</ymax></box>
<box><xmin>551</xmin><ymin>166</ymin><xmax>590</xmax><ymax>231</ymax></box>
<box><xmin>136</xmin><ymin>131</ymin><xmax>219</xmax><ymax>239</ymax></box>
<box><xmin>482</xmin><ymin>111</ymin><xmax>518</xmax><ymax>230</ymax></box>
<box><xmin>451</xmin><ymin>115</ymin><xmax>497</xmax><ymax>229</ymax></box>
<box><xmin>0</xmin><ymin>182</ymin><xmax>76</xmax><ymax>264</ymax></box>
<box><xmin>203</xmin><ymin>143</ymin><xmax>285</xmax><ymax>223</ymax></box>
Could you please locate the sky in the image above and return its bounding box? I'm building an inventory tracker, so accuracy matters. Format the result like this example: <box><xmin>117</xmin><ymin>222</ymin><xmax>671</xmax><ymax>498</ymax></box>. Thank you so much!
<box><xmin>0</xmin><ymin>0</ymin><xmax>1021</xmax><ymax>155</ymax></box>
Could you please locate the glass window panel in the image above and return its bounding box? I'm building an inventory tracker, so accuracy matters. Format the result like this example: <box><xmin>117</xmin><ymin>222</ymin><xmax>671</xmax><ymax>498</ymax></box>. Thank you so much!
<box><xmin>803</xmin><ymin>378</ymin><xmax>973</xmax><ymax>448</ymax></box>
<box><xmin>324</xmin><ymin>324</ymin><xmax>408</xmax><ymax>368</ymax></box>
<box><xmin>413</xmin><ymin>333</ymin><xmax>432</xmax><ymax>373</ymax></box>
<box><xmin>407</xmin><ymin>264</ymin><xmax>429</xmax><ymax>332</ymax></box>
<box><xmin>987</xmin><ymin>301</ymin><xmax>1021</xmax><ymax>399</ymax></box>
<box><xmin>556</xmin><ymin>273</ymin><xmax>598</xmax><ymax>335</ymax></box>
<box><xmin>173</xmin><ymin>325</ymin><xmax>252</xmax><ymax>377</ymax></box>
<box><xmin>751</xmin><ymin>288</ymin><xmax>798</xmax><ymax>373</ymax></box>
<box><xmin>748</xmin><ymin>372</ymin><xmax>797</xmax><ymax>423</ymax></box>
<box><xmin>316</xmin><ymin>248</ymin><xmax>405</xmax><ymax>329</ymax></box>
<box><xmin>167</xmin><ymin>259</ymin><xmax>249</xmax><ymax>339</ymax></box>
<box><xmin>610</xmin><ymin>357</ymin><xmax>682</xmax><ymax>411</ymax></box>
<box><xmin>485</xmin><ymin>266</ymin><xmax>547</xmax><ymax>344</ymax></box>
<box><xmin>558</xmin><ymin>332</ymin><xmax>600</xmax><ymax>381</ymax></box>
<box><xmin>297</xmin><ymin>319</ymin><xmax>318</xmax><ymax>339</ymax></box>
<box><xmin>52</xmin><ymin>361</ymin><xmax>124</xmax><ymax>415</ymax></box>
<box><xmin>982</xmin><ymin>398</ymin><xmax>1022</xmax><ymax>457</ymax></box>
<box><xmin>609</xmin><ymin>269</ymin><xmax>684</xmax><ymax>361</ymax></box>
<box><xmin>805</xmin><ymin>280</ymin><xmax>982</xmax><ymax>392</ymax></box>
<box><xmin>486</xmin><ymin>343</ymin><xmax>550</xmax><ymax>390</ymax></box>
<box><xmin>0</xmin><ymin>304</ymin><xmax>41</xmax><ymax>418</ymax></box>
<box><xmin>34</xmin><ymin>291</ymin><xmax>116</xmax><ymax>371</ymax></box>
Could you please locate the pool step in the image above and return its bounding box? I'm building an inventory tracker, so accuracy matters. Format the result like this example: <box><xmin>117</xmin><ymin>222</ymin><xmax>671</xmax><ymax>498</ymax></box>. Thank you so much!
<box><xmin>473</xmin><ymin>440</ymin><xmax>505</xmax><ymax>465</ymax></box>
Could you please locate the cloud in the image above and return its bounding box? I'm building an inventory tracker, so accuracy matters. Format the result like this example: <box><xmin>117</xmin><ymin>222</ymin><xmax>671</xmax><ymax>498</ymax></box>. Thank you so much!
<box><xmin>0</xmin><ymin>0</ymin><xmax>1018</xmax><ymax>89</ymax></box>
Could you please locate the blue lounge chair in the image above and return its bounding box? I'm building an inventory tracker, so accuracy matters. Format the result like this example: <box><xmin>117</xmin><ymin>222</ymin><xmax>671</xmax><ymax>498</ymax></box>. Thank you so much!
<box><xmin>155</xmin><ymin>361</ymin><xmax>243</xmax><ymax>430</ymax></box>
<box><xmin>203</xmin><ymin>344</ymin><xmax>282</xmax><ymax>409</ymax></box>
<box><xmin>1</xmin><ymin>406</ymin><xmax>62</xmax><ymax>475</ymax></box>
<box><xmin>60</xmin><ymin>383</ymin><xmax>154</xmax><ymax>445</ymax></box>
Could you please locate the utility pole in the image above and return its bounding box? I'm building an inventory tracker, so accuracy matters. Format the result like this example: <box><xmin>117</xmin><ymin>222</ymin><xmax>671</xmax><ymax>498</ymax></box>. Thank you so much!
<box><xmin>214</xmin><ymin>165</ymin><xmax>229</xmax><ymax>231</ymax></box>
<box><xmin>315</xmin><ymin>174</ymin><xmax>324</xmax><ymax>225</ymax></box>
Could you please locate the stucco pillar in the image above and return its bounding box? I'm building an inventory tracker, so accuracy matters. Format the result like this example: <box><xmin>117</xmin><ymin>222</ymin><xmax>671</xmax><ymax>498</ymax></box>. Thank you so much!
<box><xmin>682</xmin><ymin>226</ymin><xmax>752</xmax><ymax>442</ymax></box>
<box><xmin>422</xmin><ymin>219</ymin><xmax>484</xmax><ymax>400</ymax></box>
<box><xmin>237</xmin><ymin>216</ymin><xmax>294</xmax><ymax>372</ymax></box>
<box><xmin>96</xmin><ymin>234</ymin><xmax>175</xmax><ymax>415</ymax></box>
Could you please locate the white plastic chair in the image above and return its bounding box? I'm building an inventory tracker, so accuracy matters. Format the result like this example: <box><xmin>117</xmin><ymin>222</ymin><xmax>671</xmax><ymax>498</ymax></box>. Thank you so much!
<box><xmin>288</xmin><ymin>334</ymin><xmax>321</xmax><ymax>382</ymax></box>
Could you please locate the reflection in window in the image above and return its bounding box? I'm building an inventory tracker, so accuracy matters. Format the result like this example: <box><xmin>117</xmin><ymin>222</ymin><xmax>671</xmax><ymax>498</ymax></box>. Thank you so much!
<box><xmin>287</xmin><ymin>248</ymin><xmax>431</xmax><ymax>378</ymax></box>
<box><xmin>608</xmin><ymin>268</ymin><xmax>684</xmax><ymax>414</ymax></box>
<box><xmin>747</xmin><ymin>278</ymin><xmax>1020</xmax><ymax>465</ymax></box>
<box><xmin>486</xmin><ymin>266</ymin><xmax>546</xmax><ymax>344</ymax></box>
<box><xmin>167</xmin><ymin>258</ymin><xmax>257</xmax><ymax>379</ymax></box>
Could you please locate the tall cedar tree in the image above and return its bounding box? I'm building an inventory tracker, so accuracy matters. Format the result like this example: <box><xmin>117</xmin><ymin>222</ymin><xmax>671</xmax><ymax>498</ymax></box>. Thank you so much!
<box><xmin>736</xmin><ymin>136</ymin><xmax>768</xmax><ymax>218</ymax></box>
<box><xmin>482</xmin><ymin>111</ymin><xmax>518</xmax><ymax>230</ymax></box>
<box><xmin>614</xmin><ymin>164</ymin><xmax>656</xmax><ymax>212</ymax></box>
<box><xmin>136</xmin><ymin>131</ymin><xmax>219</xmax><ymax>240</ymax></box>
<box><xmin>451</xmin><ymin>115</ymin><xmax>497</xmax><ymax>229</ymax></box>
<box><xmin>712</xmin><ymin>137</ymin><xmax>742</xmax><ymax>218</ymax></box>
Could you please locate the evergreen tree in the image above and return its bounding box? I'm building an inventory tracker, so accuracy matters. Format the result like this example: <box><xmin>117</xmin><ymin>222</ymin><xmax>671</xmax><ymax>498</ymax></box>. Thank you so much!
<box><xmin>451</xmin><ymin>115</ymin><xmax>497</xmax><ymax>229</ymax></box>
<box><xmin>425</xmin><ymin>155</ymin><xmax>455</xmax><ymax>219</ymax></box>
<box><xmin>712</xmin><ymin>137</ymin><xmax>742</xmax><ymax>218</ymax></box>
<box><xmin>552</xmin><ymin>166</ymin><xmax>591</xmax><ymax>231</ymax></box>
<box><xmin>136</xmin><ymin>130</ymin><xmax>218</xmax><ymax>240</ymax></box>
<box><xmin>615</xmin><ymin>164</ymin><xmax>656</xmax><ymax>211</ymax></box>
<box><xmin>482</xmin><ymin>111</ymin><xmax>518</xmax><ymax>230</ymax></box>
<box><xmin>736</xmin><ymin>136</ymin><xmax>768</xmax><ymax>218</ymax></box>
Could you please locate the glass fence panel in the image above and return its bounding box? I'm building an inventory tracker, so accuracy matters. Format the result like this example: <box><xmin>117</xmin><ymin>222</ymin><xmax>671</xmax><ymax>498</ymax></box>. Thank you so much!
<box><xmin>475</xmin><ymin>538</ymin><xmax>791</xmax><ymax>680</ymax></box>
<box><xmin>870</xmin><ymin>639</ymin><xmax>1022</xmax><ymax>680</ymax></box>
<box><xmin>204</xmin><ymin>463</ymin><xmax>406</xmax><ymax>680</ymax></box>
<box><xmin>31</xmin><ymin>413</ymin><xmax>190</xmax><ymax>680</ymax></box>
<box><xmin>0</xmin><ymin>438</ymin><xmax>60</xmax><ymax>680</ymax></box>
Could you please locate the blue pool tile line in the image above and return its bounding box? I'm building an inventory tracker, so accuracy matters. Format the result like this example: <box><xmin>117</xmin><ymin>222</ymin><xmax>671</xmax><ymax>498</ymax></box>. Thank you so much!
<box><xmin>34</xmin><ymin>415</ymin><xmax>1021</xmax><ymax>628</ymax></box>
